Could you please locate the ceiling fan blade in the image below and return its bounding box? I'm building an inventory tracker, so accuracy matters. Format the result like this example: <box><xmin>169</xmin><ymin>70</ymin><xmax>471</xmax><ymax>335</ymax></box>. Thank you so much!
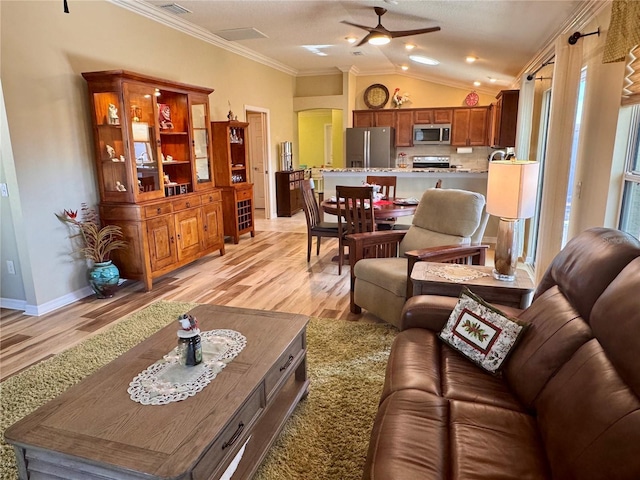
<box><xmin>356</xmin><ymin>34</ymin><xmax>372</xmax><ymax>47</ymax></box>
<box><xmin>340</xmin><ymin>20</ymin><xmax>374</xmax><ymax>33</ymax></box>
<box><xmin>389</xmin><ymin>26</ymin><xmax>441</xmax><ymax>39</ymax></box>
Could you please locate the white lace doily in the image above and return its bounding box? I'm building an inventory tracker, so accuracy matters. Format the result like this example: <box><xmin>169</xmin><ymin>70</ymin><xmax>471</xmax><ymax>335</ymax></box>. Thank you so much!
<box><xmin>128</xmin><ymin>329</ymin><xmax>247</xmax><ymax>405</ymax></box>
<box><xmin>427</xmin><ymin>264</ymin><xmax>490</xmax><ymax>283</ymax></box>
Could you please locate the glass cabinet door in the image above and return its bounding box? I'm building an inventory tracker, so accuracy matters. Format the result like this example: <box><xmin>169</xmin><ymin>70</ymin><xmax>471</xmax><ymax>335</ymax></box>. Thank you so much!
<box><xmin>191</xmin><ymin>97</ymin><xmax>213</xmax><ymax>190</ymax></box>
<box><xmin>124</xmin><ymin>83</ymin><xmax>162</xmax><ymax>200</ymax></box>
<box><xmin>91</xmin><ymin>91</ymin><xmax>130</xmax><ymax>202</ymax></box>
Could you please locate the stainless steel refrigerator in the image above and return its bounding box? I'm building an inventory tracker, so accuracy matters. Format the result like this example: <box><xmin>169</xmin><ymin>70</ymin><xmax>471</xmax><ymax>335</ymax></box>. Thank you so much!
<box><xmin>346</xmin><ymin>127</ymin><xmax>396</xmax><ymax>168</ymax></box>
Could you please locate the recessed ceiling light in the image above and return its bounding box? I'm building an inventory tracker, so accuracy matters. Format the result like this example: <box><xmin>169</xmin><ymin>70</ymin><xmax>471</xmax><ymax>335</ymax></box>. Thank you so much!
<box><xmin>405</xmin><ymin>44</ymin><xmax>416</xmax><ymax>50</ymax></box>
<box><xmin>345</xmin><ymin>36</ymin><xmax>357</xmax><ymax>44</ymax></box>
<box><xmin>409</xmin><ymin>55</ymin><xmax>439</xmax><ymax>66</ymax></box>
<box><xmin>368</xmin><ymin>34</ymin><xmax>391</xmax><ymax>46</ymax></box>
<box><xmin>473</xmin><ymin>81</ymin><xmax>481</xmax><ymax>86</ymax></box>
<box><xmin>489</xmin><ymin>77</ymin><xmax>497</xmax><ymax>83</ymax></box>
<box><xmin>466</xmin><ymin>56</ymin><xmax>477</xmax><ymax>63</ymax></box>
<box><xmin>401</xmin><ymin>65</ymin><xmax>409</xmax><ymax>71</ymax></box>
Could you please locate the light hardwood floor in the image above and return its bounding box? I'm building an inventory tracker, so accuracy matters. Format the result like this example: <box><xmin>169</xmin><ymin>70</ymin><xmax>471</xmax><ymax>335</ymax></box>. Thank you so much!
<box><xmin>0</xmin><ymin>210</ymin><xmax>385</xmax><ymax>381</ymax></box>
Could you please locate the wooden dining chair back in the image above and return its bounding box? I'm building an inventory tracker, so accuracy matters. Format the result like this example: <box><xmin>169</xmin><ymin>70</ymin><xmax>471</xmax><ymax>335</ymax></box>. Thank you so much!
<box><xmin>300</xmin><ymin>179</ymin><xmax>340</xmax><ymax>265</ymax></box>
<box><xmin>365</xmin><ymin>175</ymin><xmax>397</xmax><ymax>200</ymax></box>
<box><xmin>336</xmin><ymin>185</ymin><xmax>375</xmax><ymax>273</ymax></box>
<box><xmin>366</xmin><ymin>175</ymin><xmax>398</xmax><ymax>229</ymax></box>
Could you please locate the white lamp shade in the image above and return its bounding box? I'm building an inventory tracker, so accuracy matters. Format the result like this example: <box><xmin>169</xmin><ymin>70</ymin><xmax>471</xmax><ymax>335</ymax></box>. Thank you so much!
<box><xmin>487</xmin><ymin>161</ymin><xmax>540</xmax><ymax>219</ymax></box>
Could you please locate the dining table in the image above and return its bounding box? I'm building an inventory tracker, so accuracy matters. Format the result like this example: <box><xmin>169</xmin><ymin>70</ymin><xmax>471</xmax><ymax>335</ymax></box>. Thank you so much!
<box><xmin>320</xmin><ymin>198</ymin><xmax>418</xmax><ymax>221</ymax></box>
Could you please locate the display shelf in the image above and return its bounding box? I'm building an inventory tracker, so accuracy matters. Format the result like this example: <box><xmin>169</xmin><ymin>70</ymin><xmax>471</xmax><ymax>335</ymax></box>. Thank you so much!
<box><xmin>82</xmin><ymin>70</ymin><xmax>224</xmax><ymax>290</ymax></box>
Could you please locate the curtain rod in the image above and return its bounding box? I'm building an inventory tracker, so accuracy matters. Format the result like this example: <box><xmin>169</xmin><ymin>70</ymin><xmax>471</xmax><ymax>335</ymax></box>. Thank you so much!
<box><xmin>526</xmin><ymin>55</ymin><xmax>556</xmax><ymax>81</ymax></box>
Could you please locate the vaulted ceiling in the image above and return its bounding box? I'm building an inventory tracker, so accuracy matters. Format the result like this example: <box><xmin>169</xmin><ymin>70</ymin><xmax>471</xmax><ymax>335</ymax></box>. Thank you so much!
<box><xmin>121</xmin><ymin>0</ymin><xmax>603</xmax><ymax>93</ymax></box>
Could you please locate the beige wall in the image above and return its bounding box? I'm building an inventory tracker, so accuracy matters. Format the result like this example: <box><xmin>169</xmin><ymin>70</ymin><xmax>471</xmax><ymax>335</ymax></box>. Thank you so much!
<box><xmin>1</xmin><ymin>0</ymin><xmax>295</xmax><ymax>311</ymax></box>
<box><xmin>354</xmin><ymin>74</ymin><xmax>499</xmax><ymax>110</ymax></box>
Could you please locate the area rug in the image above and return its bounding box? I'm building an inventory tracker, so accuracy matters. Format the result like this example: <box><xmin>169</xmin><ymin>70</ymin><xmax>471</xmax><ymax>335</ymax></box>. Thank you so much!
<box><xmin>0</xmin><ymin>301</ymin><xmax>397</xmax><ymax>480</ymax></box>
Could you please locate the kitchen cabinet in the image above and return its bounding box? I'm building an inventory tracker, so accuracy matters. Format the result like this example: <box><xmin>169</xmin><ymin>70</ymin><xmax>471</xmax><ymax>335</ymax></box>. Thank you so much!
<box><xmin>211</xmin><ymin>120</ymin><xmax>255</xmax><ymax>243</ymax></box>
<box><xmin>276</xmin><ymin>170</ymin><xmax>305</xmax><ymax>216</ymax></box>
<box><xmin>395</xmin><ymin>110</ymin><xmax>414</xmax><ymax>147</ymax></box>
<box><xmin>413</xmin><ymin>109</ymin><xmax>453</xmax><ymax>125</ymax></box>
<box><xmin>451</xmin><ymin>107</ymin><xmax>490</xmax><ymax>146</ymax></box>
<box><xmin>353</xmin><ymin>110</ymin><xmax>395</xmax><ymax>128</ymax></box>
<box><xmin>82</xmin><ymin>70</ymin><xmax>224</xmax><ymax>291</ymax></box>
<box><xmin>490</xmin><ymin>89</ymin><xmax>519</xmax><ymax>147</ymax></box>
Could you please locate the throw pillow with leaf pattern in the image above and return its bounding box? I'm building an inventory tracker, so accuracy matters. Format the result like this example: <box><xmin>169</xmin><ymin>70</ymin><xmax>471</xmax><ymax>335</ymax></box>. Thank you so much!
<box><xmin>439</xmin><ymin>287</ymin><xmax>528</xmax><ymax>374</ymax></box>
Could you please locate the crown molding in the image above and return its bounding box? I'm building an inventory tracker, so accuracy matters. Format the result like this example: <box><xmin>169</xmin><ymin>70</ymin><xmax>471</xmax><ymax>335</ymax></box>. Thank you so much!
<box><xmin>517</xmin><ymin>0</ymin><xmax>609</xmax><ymax>83</ymax></box>
<box><xmin>108</xmin><ymin>0</ymin><xmax>298</xmax><ymax>76</ymax></box>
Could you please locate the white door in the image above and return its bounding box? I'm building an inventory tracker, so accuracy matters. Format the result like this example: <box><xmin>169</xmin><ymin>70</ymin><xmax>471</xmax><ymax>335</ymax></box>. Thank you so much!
<box><xmin>246</xmin><ymin>111</ymin><xmax>267</xmax><ymax>209</ymax></box>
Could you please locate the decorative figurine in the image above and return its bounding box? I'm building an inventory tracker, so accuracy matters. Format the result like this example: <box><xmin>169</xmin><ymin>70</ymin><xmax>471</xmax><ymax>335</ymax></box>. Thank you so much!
<box><xmin>157</xmin><ymin>103</ymin><xmax>174</xmax><ymax>130</ymax></box>
<box><xmin>227</xmin><ymin>100</ymin><xmax>234</xmax><ymax>120</ymax></box>
<box><xmin>120</xmin><ymin>155</ymin><xmax>126</xmax><ymax>162</ymax></box>
<box><xmin>115</xmin><ymin>181</ymin><xmax>127</xmax><ymax>192</ymax></box>
<box><xmin>108</xmin><ymin>103</ymin><xmax>119</xmax><ymax>125</ymax></box>
<box><xmin>177</xmin><ymin>314</ymin><xmax>202</xmax><ymax>366</ymax></box>
<box><xmin>106</xmin><ymin>144</ymin><xmax>116</xmax><ymax>159</ymax></box>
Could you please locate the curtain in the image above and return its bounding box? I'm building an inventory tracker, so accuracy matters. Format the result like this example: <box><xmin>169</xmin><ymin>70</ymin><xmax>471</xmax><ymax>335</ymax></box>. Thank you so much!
<box><xmin>603</xmin><ymin>0</ymin><xmax>640</xmax><ymax>64</ymax></box>
<box><xmin>534</xmin><ymin>36</ymin><xmax>584</xmax><ymax>283</ymax></box>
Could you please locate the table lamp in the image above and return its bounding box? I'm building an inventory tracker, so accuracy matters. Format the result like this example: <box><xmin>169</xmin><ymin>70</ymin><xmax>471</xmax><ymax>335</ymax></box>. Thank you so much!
<box><xmin>486</xmin><ymin>160</ymin><xmax>540</xmax><ymax>281</ymax></box>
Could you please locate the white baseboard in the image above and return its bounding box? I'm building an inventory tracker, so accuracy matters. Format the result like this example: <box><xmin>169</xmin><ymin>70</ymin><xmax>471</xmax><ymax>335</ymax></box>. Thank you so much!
<box><xmin>2</xmin><ymin>286</ymin><xmax>94</xmax><ymax>316</ymax></box>
<box><xmin>0</xmin><ymin>297</ymin><xmax>27</xmax><ymax>312</ymax></box>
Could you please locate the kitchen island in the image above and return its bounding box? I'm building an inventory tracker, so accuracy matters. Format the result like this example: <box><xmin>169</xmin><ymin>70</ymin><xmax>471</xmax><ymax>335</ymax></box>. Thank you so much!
<box><xmin>321</xmin><ymin>167</ymin><xmax>497</xmax><ymax>240</ymax></box>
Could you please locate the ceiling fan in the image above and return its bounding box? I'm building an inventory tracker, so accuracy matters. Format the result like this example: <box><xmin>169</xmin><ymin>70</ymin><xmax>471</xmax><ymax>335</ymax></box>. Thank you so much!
<box><xmin>342</xmin><ymin>7</ymin><xmax>441</xmax><ymax>47</ymax></box>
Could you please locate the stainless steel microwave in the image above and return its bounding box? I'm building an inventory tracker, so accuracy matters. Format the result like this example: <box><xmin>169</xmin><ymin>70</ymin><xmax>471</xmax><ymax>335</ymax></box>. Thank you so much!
<box><xmin>413</xmin><ymin>124</ymin><xmax>451</xmax><ymax>145</ymax></box>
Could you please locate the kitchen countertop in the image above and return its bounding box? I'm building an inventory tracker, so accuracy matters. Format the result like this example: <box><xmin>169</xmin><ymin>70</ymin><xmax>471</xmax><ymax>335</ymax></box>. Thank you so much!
<box><xmin>320</xmin><ymin>167</ymin><xmax>488</xmax><ymax>174</ymax></box>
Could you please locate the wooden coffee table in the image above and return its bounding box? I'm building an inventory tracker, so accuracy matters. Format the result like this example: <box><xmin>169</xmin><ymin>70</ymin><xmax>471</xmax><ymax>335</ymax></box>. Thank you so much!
<box><xmin>5</xmin><ymin>305</ymin><xmax>309</xmax><ymax>480</ymax></box>
<box><xmin>411</xmin><ymin>262</ymin><xmax>535</xmax><ymax>309</ymax></box>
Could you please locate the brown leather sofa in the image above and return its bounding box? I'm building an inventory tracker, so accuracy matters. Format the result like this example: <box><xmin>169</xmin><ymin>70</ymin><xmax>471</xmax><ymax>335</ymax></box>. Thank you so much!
<box><xmin>362</xmin><ymin>227</ymin><xmax>640</xmax><ymax>480</ymax></box>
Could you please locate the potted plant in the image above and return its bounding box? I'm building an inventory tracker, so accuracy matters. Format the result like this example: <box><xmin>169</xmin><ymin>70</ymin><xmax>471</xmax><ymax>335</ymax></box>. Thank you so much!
<box><xmin>56</xmin><ymin>203</ymin><xmax>127</xmax><ymax>298</ymax></box>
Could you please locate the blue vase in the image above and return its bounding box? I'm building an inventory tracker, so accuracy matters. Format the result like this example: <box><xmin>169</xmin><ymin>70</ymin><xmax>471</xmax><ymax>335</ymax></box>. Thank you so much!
<box><xmin>88</xmin><ymin>261</ymin><xmax>120</xmax><ymax>299</ymax></box>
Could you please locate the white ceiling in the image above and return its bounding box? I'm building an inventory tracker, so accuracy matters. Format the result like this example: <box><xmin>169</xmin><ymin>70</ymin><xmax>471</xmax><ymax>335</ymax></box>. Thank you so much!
<box><xmin>124</xmin><ymin>0</ymin><xmax>601</xmax><ymax>93</ymax></box>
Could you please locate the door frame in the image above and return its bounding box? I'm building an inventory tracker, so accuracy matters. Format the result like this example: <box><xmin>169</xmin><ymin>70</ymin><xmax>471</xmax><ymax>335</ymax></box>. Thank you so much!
<box><xmin>243</xmin><ymin>105</ymin><xmax>273</xmax><ymax>219</ymax></box>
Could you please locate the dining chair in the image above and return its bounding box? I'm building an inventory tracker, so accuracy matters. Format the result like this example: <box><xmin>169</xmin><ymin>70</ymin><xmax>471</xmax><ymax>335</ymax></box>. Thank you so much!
<box><xmin>366</xmin><ymin>175</ymin><xmax>398</xmax><ymax>229</ymax></box>
<box><xmin>365</xmin><ymin>175</ymin><xmax>397</xmax><ymax>200</ymax></box>
<box><xmin>336</xmin><ymin>185</ymin><xmax>375</xmax><ymax>275</ymax></box>
<box><xmin>300</xmin><ymin>179</ymin><xmax>341</xmax><ymax>266</ymax></box>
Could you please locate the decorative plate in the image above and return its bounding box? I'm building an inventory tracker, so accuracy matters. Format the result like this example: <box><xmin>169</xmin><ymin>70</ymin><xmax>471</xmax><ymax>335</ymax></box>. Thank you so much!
<box><xmin>465</xmin><ymin>91</ymin><xmax>479</xmax><ymax>107</ymax></box>
<box><xmin>364</xmin><ymin>84</ymin><xmax>389</xmax><ymax>109</ymax></box>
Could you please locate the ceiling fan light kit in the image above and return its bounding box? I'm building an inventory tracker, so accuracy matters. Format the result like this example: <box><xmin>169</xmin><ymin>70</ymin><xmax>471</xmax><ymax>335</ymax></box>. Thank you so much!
<box><xmin>342</xmin><ymin>6</ymin><xmax>440</xmax><ymax>48</ymax></box>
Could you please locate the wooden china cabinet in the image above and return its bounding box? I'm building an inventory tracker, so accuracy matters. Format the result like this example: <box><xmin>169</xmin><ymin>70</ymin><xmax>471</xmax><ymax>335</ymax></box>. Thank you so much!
<box><xmin>211</xmin><ymin>120</ymin><xmax>255</xmax><ymax>244</ymax></box>
<box><xmin>82</xmin><ymin>70</ymin><xmax>225</xmax><ymax>291</ymax></box>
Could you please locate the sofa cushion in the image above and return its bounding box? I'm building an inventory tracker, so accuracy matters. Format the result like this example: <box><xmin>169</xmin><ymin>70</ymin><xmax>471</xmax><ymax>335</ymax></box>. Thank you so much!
<box><xmin>410</xmin><ymin>188</ymin><xmax>485</xmax><ymax>237</ymax></box>
<box><xmin>450</xmin><ymin>400</ymin><xmax>550</xmax><ymax>479</ymax></box>
<box><xmin>535</xmin><ymin>339</ymin><xmax>640</xmax><ymax>480</ymax></box>
<box><xmin>534</xmin><ymin>227</ymin><xmax>640</xmax><ymax>323</ymax></box>
<box><xmin>439</xmin><ymin>288</ymin><xmax>527</xmax><ymax>374</ymax></box>
<box><xmin>354</xmin><ymin>257</ymin><xmax>407</xmax><ymax>296</ymax></box>
<box><xmin>363</xmin><ymin>389</ymin><xmax>449</xmax><ymax>480</ymax></box>
<box><xmin>504</xmin><ymin>285</ymin><xmax>593</xmax><ymax>408</ymax></box>
<box><xmin>590</xmin><ymin>258</ymin><xmax>640</xmax><ymax>397</ymax></box>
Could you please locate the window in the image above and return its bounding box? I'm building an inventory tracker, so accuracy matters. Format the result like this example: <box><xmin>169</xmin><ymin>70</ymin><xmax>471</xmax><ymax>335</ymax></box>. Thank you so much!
<box><xmin>619</xmin><ymin>105</ymin><xmax>640</xmax><ymax>239</ymax></box>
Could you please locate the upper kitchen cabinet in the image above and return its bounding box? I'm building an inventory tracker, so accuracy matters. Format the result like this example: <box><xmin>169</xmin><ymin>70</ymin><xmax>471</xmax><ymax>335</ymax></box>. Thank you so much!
<box><xmin>395</xmin><ymin>110</ymin><xmax>414</xmax><ymax>147</ymax></box>
<box><xmin>490</xmin><ymin>89</ymin><xmax>519</xmax><ymax>148</ymax></box>
<box><xmin>413</xmin><ymin>109</ymin><xmax>453</xmax><ymax>125</ymax></box>
<box><xmin>451</xmin><ymin>107</ymin><xmax>490</xmax><ymax>146</ymax></box>
<box><xmin>353</xmin><ymin>110</ymin><xmax>395</xmax><ymax>128</ymax></box>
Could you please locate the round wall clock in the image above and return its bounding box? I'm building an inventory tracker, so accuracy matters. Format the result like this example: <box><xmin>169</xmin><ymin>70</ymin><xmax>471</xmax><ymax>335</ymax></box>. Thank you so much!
<box><xmin>364</xmin><ymin>84</ymin><xmax>390</xmax><ymax>109</ymax></box>
<box><xmin>465</xmin><ymin>91</ymin><xmax>479</xmax><ymax>107</ymax></box>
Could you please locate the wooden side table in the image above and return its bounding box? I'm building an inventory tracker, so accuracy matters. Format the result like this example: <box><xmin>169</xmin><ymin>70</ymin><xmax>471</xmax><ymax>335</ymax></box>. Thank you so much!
<box><xmin>411</xmin><ymin>262</ymin><xmax>535</xmax><ymax>309</ymax></box>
